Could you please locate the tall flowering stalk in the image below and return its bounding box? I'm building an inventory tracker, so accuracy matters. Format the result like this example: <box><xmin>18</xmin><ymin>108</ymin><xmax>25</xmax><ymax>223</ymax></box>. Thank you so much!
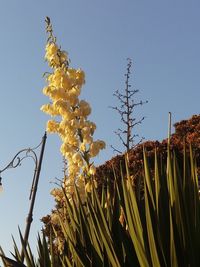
<box><xmin>41</xmin><ymin>18</ymin><xmax>105</xmax><ymax>198</ymax></box>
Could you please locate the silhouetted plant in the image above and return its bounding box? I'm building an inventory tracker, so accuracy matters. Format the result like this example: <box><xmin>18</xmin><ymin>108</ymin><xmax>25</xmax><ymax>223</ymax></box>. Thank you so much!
<box><xmin>110</xmin><ymin>58</ymin><xmax>148</xmax><ymax>153</ymax></box>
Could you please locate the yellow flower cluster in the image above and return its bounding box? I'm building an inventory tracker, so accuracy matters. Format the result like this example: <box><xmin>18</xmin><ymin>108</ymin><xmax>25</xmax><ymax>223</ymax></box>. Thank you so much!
<box><xmin>41</xmin><ymin>32</ymin><xmax>106</xmax><ymax>196</ymax></box>
<box><xmin>45</xmin><ymin>42</ymin><xmax>67</xmax><ymax>68</ymax></box>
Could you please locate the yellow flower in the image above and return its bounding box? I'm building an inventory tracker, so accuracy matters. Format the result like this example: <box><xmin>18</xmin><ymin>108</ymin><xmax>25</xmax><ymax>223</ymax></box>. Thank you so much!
<box><xmin>45</xmin><ymin>43</ymin><xmax>59</xmax><ymax>60</ymax></box>
<box><xmin>68</xmin><ymin>95</ymin><xmax>79</xmax><ymax>106</ymax></box>
<box><xmin>42</xmin><ymin>25</ymin><xmax>106</xmax><ymax>202</ymax></box>
<box><xmin>83</xmin><ymin>136</ymin><xmax>93</xmax><ymax>145</ymax></box>
<box><xmin>43</xmin><ymin>86</ymin><xmax>52</xmax><ymax>97</ymax></box>
<box><xmin>88</xmin><ymin>121</ymin><xmax>96</xmax><ymax>135</ymax></box>
<box><xmin>89</xmin><ymin>140</ymin><xmax>106</xmax><ymax>157</ymax></box>
<box><xmin>72</xmin><ymin>152</ymin><xmax>83</xmax><ymax>164</ymax></box>
<box><xmin>51</xmin><ymin>212</ymin><xmax>59</xmax><ymax>224</ymax></box>
<box><xmin>60</xmin><ymin>143</ymin><xmax>73</xmax><ymax>155</ymax></box>
<box><xmin>82</xmin><ymin>126</ymin><xmax>91</xmax><ymax>137</ymax></box>
<box><xmin>80</xmin><ymin>142</ymin><xmax>86</xmax><ymax>152</ymax></box>
<box><xmin>46</xmin><ymin>120</ymin><xmax>59</xmax><ymax>133</ymax></box>
<box><xmin>89</xmin><ymin>165</ymin><xmax>96</xmax><ymax>175</ymax></box>
<box><xmin>79</xmin><ymin>100</ymin><xmax>91</xmax><ymax>117</ymax></box>
<box><xmin>89</xmin><ymin>141</ymin><xmax>100</xmax><ymax>157</ymax></box>
<box><xmin>60</xmin><ymin>51</ymin><xmax>68</xmax><ymax>64</ymax></box>
<box><xmin>64</xmin><ymin>134</ymin><xmax>78</xmax><ymax>147</ymax></box>
<box><xmin>50</xmin><ymin>188</ymin><xmax>63</xmax><ymax>200</ymax></box>
<box><xmin>67</xmin><ymin>68</ymin><xmax>77</xmax><ymax>79</ymax></box>
<box><xmin>40</xmin><ymin>103</ymin><xmax>59</xmax><ymax>116</ymax></box>
<box><xmin>53</xmin><ymin>99</ymin><xmax>70</xmax><ymax>115</ymax></box>
<box><xmin>69</xmin><ymin>86</ymin><xmax>81</xmax><ymax>98</ymax></box>
<box><xmin>45</xmin><ymin>43</ymin><xmax>62</xmax><ymax>68</ymax></box>
<box><xmin>63</xmin><ymin>111</ymin><xmax>75</xmax><ymax>121</ymax></box>
<box><xmin>61</xmin><ymin>73</ymin><xmax>71</xmax><ymax>89</ymax></box>
<box><xmin>76</xmin><ymin>69</ymin><xmax>85</xmax><ymax>86</ymax></box>
<box><xmin>68</xmin><ymin>163</ymin><xmax>80</xmax><ymax>176</ymax></box>
<box><xmin>97</xmin><ymin>140</ymin><xmax>106</xmax><ymax>149</ymax></box>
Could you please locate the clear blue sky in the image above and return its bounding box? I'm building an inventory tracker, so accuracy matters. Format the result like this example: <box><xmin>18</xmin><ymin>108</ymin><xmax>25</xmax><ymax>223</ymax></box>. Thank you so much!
<box><xmin>0</xmin><ymin>0</ymin><xmax>199</xmax><ymax>259</ymax></box>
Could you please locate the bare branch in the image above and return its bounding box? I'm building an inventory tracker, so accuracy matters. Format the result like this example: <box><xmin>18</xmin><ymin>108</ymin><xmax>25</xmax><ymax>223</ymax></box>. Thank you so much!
<box><xmin>110</xmin><ymin>58</ymin><xmax>148</xmax><ymax>153</ymax></box>
<box><xmin>114</xmin><ymin>130</ymin><xmax>127</xmax><ymax>148</ymax></box>
<box><xmin>111</xmin><ymin>145</ymin><xmax>122</xmax><ymax>154</ymax></box>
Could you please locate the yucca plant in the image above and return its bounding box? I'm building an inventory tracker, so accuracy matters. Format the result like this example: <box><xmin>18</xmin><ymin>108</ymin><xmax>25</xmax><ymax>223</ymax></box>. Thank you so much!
<box><xmin>1</xmin><ymin>145</ymin><xmax>200</xmax><ymax>267</ymax></box>
<box><xmin>0</xmin><ymin>229</ymin><xmax>63</xmax><ymax>267</ymax></box>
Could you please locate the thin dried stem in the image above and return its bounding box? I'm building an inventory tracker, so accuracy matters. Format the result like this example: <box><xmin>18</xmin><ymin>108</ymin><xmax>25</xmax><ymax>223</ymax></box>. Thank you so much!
<box><xmin>110</xmin><ymin>58</ymin><xmax>148</xmax><ymax>153</ymax></box>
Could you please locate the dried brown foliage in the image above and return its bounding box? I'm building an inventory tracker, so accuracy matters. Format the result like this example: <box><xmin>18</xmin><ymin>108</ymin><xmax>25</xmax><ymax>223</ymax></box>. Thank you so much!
<box><xmin>95</xmin><ymin>114</ymin><xmax>200</xmax><ymax>190</ymax></box>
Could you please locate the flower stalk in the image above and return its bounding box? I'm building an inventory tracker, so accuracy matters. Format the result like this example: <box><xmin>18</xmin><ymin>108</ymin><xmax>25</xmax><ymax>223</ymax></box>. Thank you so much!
<box><xmin>41</xmin><ymin>17</ymin><xmax>105</xmax><ymax>197</ymax></box>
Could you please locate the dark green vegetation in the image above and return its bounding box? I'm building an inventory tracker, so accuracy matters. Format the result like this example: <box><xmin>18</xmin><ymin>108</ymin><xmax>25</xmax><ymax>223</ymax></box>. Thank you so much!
<box><xmin>1</xmin><ymin>138</ymin><xmax>200</xmax><ymax>266</ymax></box>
